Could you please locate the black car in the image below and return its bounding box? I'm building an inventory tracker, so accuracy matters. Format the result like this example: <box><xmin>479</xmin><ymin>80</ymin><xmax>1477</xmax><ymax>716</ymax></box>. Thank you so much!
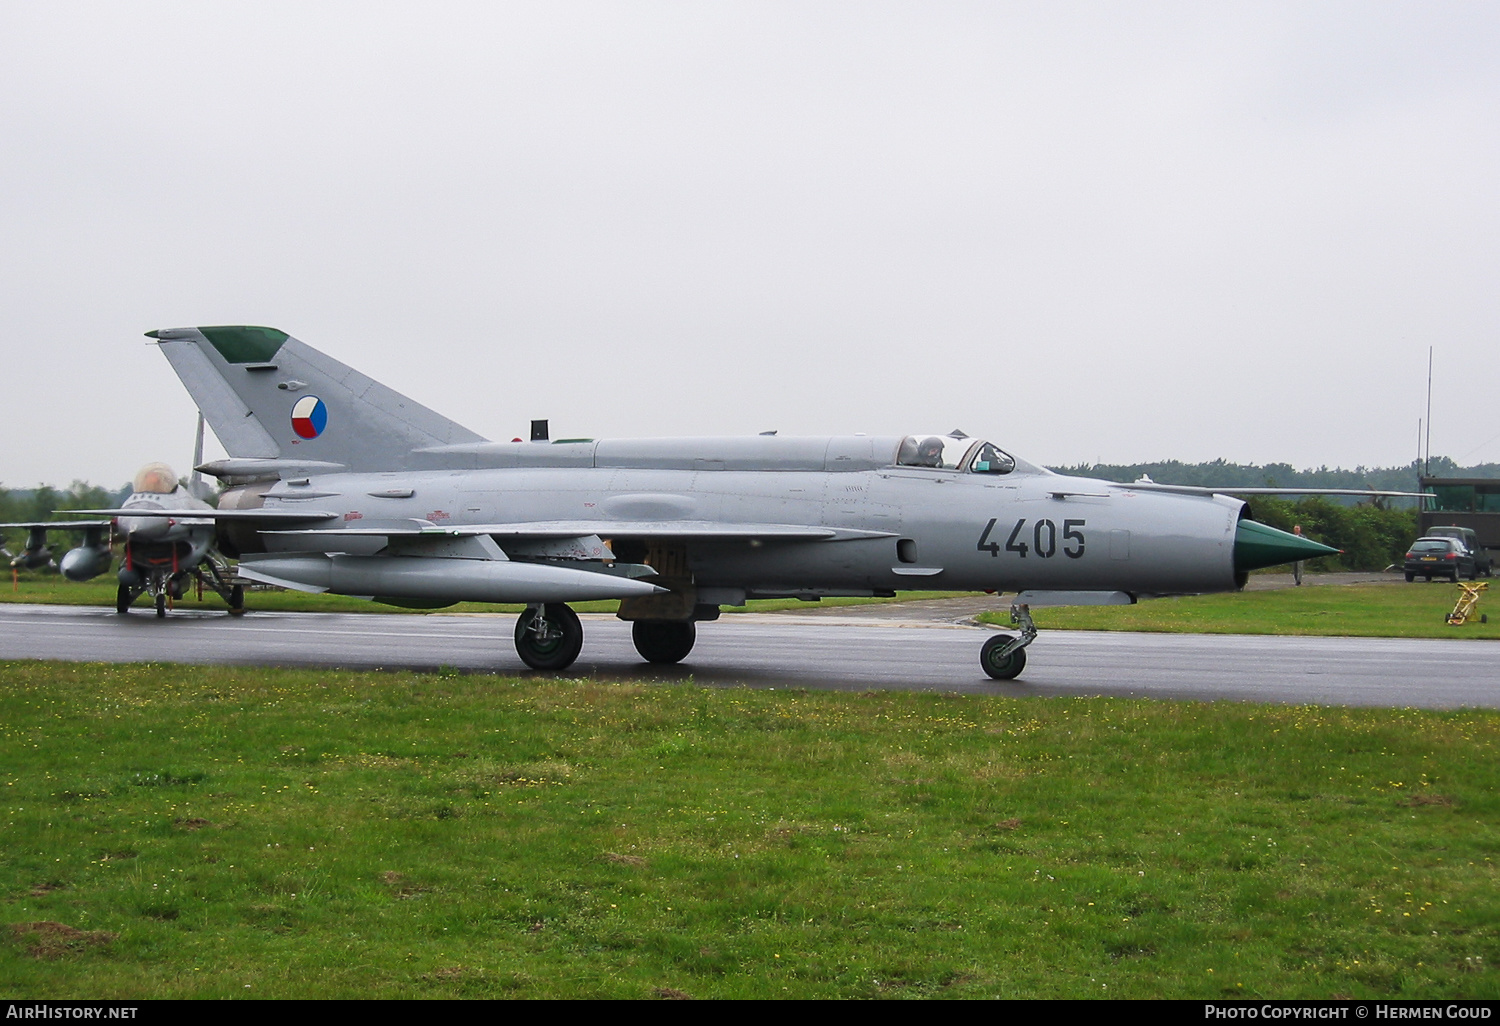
<box><xmin>1404</xmin><ymin>537</ymin><xmax>1478</xmax><ymax>582</ymax></box>
<box><xmin>1424</xmin><ymin>526</ymin><xmax>1493</xmax><ymax>577</ymax></box>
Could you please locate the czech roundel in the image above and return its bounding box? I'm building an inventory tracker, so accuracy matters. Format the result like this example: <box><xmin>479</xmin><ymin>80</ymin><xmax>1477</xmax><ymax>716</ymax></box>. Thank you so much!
<box><xmin>290</xmin><ymin>395</ymin><xmax>328</xmax><ymax>439</ymax></box>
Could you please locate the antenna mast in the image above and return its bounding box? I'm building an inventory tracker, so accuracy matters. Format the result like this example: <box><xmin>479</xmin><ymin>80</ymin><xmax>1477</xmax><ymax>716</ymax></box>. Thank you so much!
<box><xmin>1424</xmin><ymin>346</ymin><xmax>1433</xmax><ymax>477</ymax></box>
<box><xmin>189</xmin><ymin>413</ymin><xmax>207</xmax><ymax>499</ymax></box>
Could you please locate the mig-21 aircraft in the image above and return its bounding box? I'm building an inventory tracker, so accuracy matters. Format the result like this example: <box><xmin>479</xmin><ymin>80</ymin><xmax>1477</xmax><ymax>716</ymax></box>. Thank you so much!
<box><xmin>66</xmin><ymin>325</ymin><xmax>1372</xmax><ymax>678</ymax></box>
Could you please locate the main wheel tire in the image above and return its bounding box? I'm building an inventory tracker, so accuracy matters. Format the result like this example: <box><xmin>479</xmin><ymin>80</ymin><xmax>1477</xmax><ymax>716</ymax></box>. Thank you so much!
<box><xmin>116</xmin><ymin>583</ymin><xmax>133</xmax><ymax>614</ymax></box>
<box><xmin>228</xmin><ymin>584</ymin><xmax>246</xmax><ymax>617</ymax></box>
<box><xmin>632</xmin><ymin>620</ymin><xmax>696</xmax><ymax>664</ymax></box>
<box><xmin>514</xmin><ymin>604</ymin><xmax>583</xmax><ymax>671</ymax></box>
<box><xmin>980</xmin><ymin>633</ymin><xmax>1027</xmax><ymax>680</ymax></box>
<box><xmin>1404</xmin><ymin>572</ymin><xmax>1415</xmax><ymax>582</ymax></box>
<box><xmin>155</xmin><ymin>593</ymin><xmax>167</xmax><ymax>618</ymax></box>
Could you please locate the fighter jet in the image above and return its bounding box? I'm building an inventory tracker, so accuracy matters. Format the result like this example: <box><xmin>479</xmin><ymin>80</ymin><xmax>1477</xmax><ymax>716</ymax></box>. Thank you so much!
<box><xmin>105</xmin><ymin>460</ymin><xmax>245</xmax><ymax>617</ymax></box>
<box><xmin>7</xmin><ymin>457</ymin><xmax>245</xmax><ymax>617</ymax></box>
<box><xmin>68</xmin><ymin>325</ymin><xmax>1367</xmax><ymax>677</ymax></box>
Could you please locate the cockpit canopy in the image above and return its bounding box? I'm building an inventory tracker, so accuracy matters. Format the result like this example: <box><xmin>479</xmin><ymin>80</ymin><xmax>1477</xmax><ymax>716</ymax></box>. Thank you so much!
<box><xmin>132</xmin><ymin>462</ymin><xmax>180</xmax><ymax>494</ymax></box>
<box><xmin>895</xmin><ymin>435</ymin><xmax>1016</xmax><ymax>474</ymax></box>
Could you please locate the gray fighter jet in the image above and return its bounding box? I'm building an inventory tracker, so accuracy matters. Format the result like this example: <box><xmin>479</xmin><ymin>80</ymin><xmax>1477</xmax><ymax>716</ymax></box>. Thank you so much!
<box><xmin>69</xmin><ymin>325</ymin><xmax>1367</xmax><ymax>678</ymax></box>
<box><xmin>6</xmin><ymin>458</ymin><xmax>245</xmax><ymax>617</ymax></box>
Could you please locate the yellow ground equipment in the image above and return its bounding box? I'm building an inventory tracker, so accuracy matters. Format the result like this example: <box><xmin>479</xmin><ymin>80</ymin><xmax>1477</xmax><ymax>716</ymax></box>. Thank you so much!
<box><xmin>1447</xmin><ymin>581</ymin><xmax>1488</xmax><ymax>626</ymax></box>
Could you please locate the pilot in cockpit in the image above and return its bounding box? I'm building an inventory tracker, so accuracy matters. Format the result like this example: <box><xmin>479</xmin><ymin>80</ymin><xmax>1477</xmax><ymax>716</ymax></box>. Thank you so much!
<box><xmin>914</xmin><ymin>436</ymin><xmax>945</xmax><ymax>468</ymax></box>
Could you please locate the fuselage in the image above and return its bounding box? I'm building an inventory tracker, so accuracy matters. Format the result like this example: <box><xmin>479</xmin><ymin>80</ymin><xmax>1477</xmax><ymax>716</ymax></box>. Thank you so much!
<box><xmin>239</xmin><ymin>434</ymin><xmax>1247</xmax><ymax>601</ymax></box>
<box><xmin>115</xmin><ymin>486</ymin><xmax>215</xmax><ymax>579</ymax></box>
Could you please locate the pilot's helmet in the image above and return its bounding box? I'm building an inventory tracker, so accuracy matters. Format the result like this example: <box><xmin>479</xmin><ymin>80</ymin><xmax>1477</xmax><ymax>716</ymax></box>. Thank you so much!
<box><xmin>132</xmin><ymin>462</ymin><xmax>179</xmax><ymax>495</ymax></box>
<box><xmin>917</xmin><ymin>437</ymin><xmax>945</xmax><ymax>464</ymax></box>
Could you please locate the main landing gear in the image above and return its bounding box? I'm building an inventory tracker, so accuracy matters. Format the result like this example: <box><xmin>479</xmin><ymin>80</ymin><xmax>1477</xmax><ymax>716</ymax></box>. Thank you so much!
<box><xmin>114</xmin><ymin>554</ymin><xmax>246</xmax><ymax>617</ymax></box>
<box><xmin>510</xmin><ymin>608</ymin><xmax>702</xmax><ymax>671</ymax></box>
<box><xmin>980</xmin><ymin>602</ymin><xmax>1038</xmax><ymax>680</ymax></box>
<box><xmin>514</xmin><ymin>604</ymin><xmax>584</xmax><ymax>671</ymax></box>
<box><xmin>632</xmin><ymin>620</ymin><xmax>696</xmax><ymax>664</ymax></box>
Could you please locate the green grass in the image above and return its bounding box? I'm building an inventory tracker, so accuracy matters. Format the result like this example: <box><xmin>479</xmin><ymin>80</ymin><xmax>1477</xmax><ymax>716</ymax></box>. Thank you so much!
<box><xmin>980</xmin><ymin>583</ymin><xmax>1500</xmax><ymax>641</ymax></box>
<box><xmin>1</xmin><ymin>662</ymin><xmax>1496</xmax><ymax>999</ymax></box>
<box><xmin>0</xmin><ymin>575</ymin><xmax>973</xmax><ymax>617</ymax></box>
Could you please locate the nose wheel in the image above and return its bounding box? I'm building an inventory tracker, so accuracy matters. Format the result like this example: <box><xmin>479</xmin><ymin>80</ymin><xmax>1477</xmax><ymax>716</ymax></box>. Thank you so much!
<box><xmin>980</xmin><ymin>634</ymin><xmax>1027</xmax><ymax>679</ymax></box>
<box><xmin>514</xmin><ymin>604</ymin><xmax>584</xmax><ymax>671</ymax></box>
<box><xmin>980</xmin><ymin>602</ymin><xmax>1037</xmax><ymax>680</ymax></box>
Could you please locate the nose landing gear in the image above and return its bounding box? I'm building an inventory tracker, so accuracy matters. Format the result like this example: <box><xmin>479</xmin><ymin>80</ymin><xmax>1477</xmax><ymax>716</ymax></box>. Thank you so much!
<box><xmin>981</xmin><ymin>602</ymin><xmax>1038</xmax><ymax>680</ymax></box>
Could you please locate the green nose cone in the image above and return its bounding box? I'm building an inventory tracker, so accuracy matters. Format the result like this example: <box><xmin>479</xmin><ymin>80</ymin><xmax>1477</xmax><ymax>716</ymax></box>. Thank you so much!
<box><xmin>1234</xmin><ymin>519</ymin><xmax>1340</xmax><ymax>572</ymax></box>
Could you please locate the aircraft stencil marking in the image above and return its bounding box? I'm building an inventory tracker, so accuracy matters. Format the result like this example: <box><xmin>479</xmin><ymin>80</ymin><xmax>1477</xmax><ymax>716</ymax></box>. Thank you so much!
<box><xmin>979</xmin><ymin>519</ymin><xmax>1087</xmax><ymax>559</ymax></box>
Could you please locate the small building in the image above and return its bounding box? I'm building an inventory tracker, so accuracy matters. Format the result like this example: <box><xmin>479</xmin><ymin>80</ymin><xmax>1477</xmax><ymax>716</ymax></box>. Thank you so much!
<box><xmin>1420</xmin><ymin>476</ymin><xmax>1500</xmax><ymax>555</ymax></box>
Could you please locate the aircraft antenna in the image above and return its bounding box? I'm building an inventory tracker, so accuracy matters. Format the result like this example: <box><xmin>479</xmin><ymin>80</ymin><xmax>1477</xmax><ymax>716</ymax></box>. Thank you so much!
<box><xmin>1416</xmin><ymin>419</ymin><xmax>1423</xmax><ymax>482</ymax></box>
<box><xmin>190</xmin><ymin>412</ymin><xmax>206</xmax><ymax>499</ymax></box>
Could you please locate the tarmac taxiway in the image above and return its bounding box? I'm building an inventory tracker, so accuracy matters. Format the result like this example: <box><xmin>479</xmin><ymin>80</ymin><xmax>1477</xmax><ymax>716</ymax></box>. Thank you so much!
<box><xmin>0</xmin><ymin>595</ymin><xmax>1494</xmax><ymax>709</ymax></box>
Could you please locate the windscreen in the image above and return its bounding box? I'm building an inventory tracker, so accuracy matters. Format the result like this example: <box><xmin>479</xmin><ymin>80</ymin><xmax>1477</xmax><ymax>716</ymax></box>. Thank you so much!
<box><xmin>894</xmin><ymin>435</ymin><xmax>1014</xmax><ymax>474</ymax></box>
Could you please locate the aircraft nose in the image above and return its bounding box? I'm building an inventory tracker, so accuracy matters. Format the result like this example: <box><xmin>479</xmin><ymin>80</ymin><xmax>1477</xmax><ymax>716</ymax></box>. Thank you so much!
<box><xmin>1233</xmin><ymin>519</ymin><xmax>1339</xmax><ymax>572</ymax></box>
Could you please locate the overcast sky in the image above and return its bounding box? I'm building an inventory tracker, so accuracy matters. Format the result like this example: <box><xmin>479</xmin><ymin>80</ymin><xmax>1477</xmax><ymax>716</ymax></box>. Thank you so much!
<box><xmin>2</xmin><ymin>1</ymin><xmax>1497</xmax><ymax>487</ymax></box>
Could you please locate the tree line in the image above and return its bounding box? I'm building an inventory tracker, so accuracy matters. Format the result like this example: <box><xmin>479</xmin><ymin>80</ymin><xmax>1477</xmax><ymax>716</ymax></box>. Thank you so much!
<box><xmin>0</xmin><ymin>482</ymin><xmax>128</xmax><ymax>539</ymax></box>
<box><xmin>1045</xmin><ymin>457</ymin><xmax>1500</xmax><ymax>571</ymax></box>
<box><xmin>1241</xmin><ymin>497</ymin><xmax>1417</xmax><ymax>572</ymax></box>
<box><xmin>1050</xmin><ymin>456</ymin><xmax>1499</xmax><ymax>504</ymax></box>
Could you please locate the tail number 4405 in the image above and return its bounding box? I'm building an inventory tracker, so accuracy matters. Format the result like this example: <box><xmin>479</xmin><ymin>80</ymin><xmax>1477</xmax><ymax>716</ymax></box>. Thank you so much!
<box><xmin>978</xmin><ymin>518</ymin><xmax>1085</xmax><ymax>559</ymax></box>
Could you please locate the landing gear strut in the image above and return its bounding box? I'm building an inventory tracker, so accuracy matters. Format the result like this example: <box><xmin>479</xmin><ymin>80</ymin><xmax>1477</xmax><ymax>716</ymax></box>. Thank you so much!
<box><xmin>199</xmin><ymin>558</ymin><xmax>246</xmax><ymax>617</ymax></box>
<box><xmin>514</xmin><ymin>604</ymin><xmax>584</xmax><ymax>671</ymax></box>
<box><xmin>632</xmin><ymin>620</ymin><xmax>696</xmax><ymax>664</ymax></box>
<box><xmin>980</xmin><ymin>602</ymin><xmax>1038</xmax><ymax>680</ymax></box>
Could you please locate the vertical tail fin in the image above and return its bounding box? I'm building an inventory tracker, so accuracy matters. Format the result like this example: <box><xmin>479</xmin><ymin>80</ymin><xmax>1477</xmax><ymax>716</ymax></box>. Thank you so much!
<box><xmin>149</xmin><ymin>326</ymin><xmax>486</xmax><ymax>472</ymax></box>
<box><xmin>184</xmin><ymin>413</ymin><xmax>216</xmax><ymax>501</ymax></box>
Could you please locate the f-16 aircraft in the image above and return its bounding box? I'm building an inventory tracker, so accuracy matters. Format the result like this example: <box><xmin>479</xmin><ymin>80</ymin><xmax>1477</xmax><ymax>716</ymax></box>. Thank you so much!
<box><xmin>68</xmin><ymin>325</ymin><xmax>1367</xmax><ymax>678</ymax></box>
<box><xmin>8</xmin><ymin>459</ymin><xmax>245</xmax><ymax>617</ymax></box>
